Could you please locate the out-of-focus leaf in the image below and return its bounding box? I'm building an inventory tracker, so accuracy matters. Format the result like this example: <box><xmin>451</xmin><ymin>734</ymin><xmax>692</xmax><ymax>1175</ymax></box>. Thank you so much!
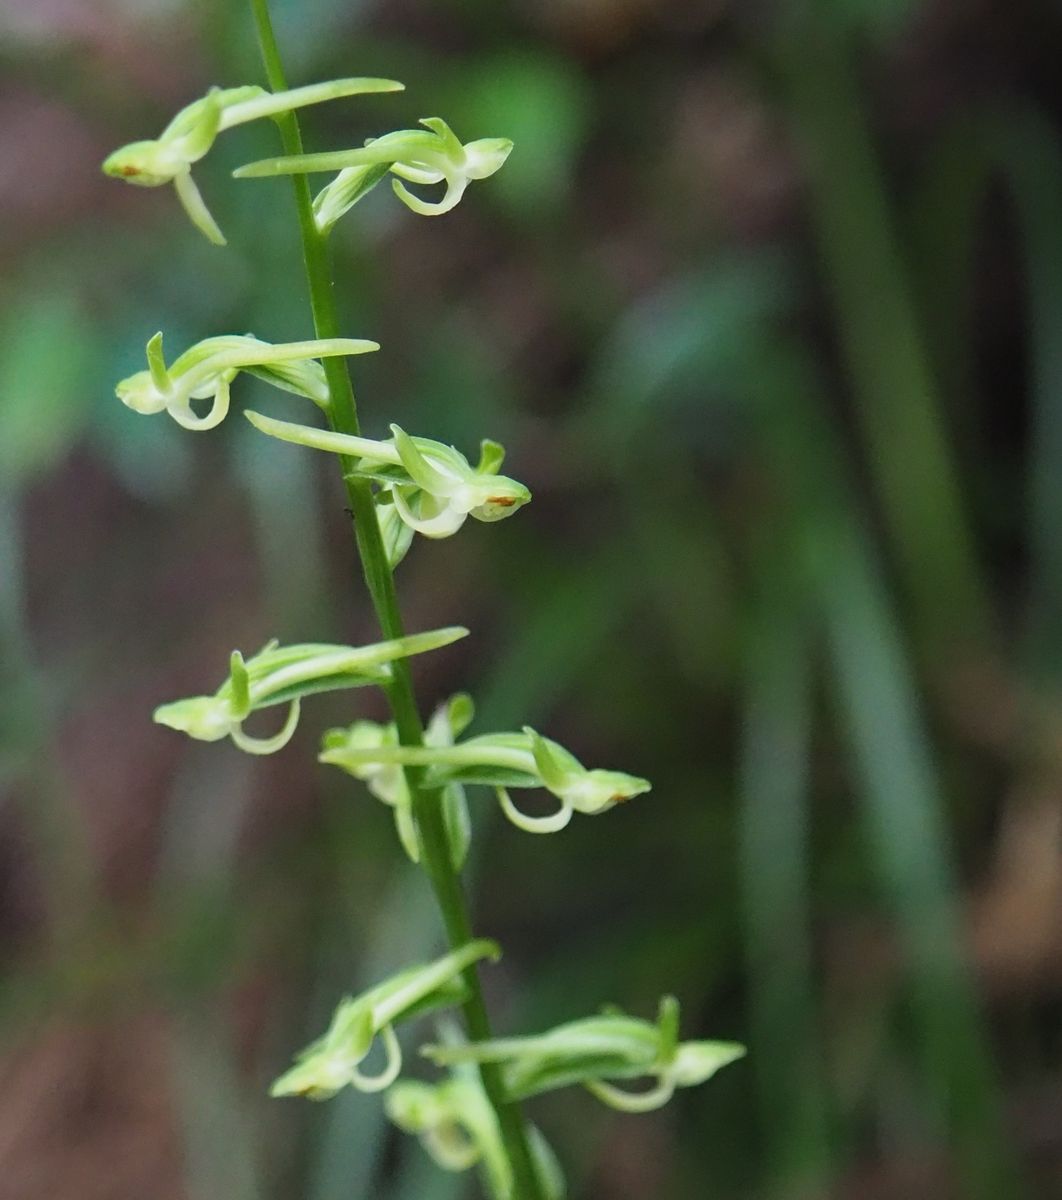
<box><xmin>0</xmin><ymin>286</ymin><xmax>96</xmax><ymax>488</ymax></box>
<box><xmin>583</xmin><ymin>251</ymin><xmax>797</xmax><ymax>447</ymax></box>
<box><xmin>911</xmin><ymin>103</ymin><xmax>1062</xmax><ymax>678</ymax></box>
<box><xmin>440</xmin><ymin>50</ymin><xmax>592</xmax><ymax>219</ymax></box>
<box><xmin>170</xmin><ymin>1010</ymin><xmax>266</xmax><ymax>1200</ymax></box>
<box><xmin>739</xmin><ymin>536</ymin><xmax>832</xmax><ymax>1194</ymax></box>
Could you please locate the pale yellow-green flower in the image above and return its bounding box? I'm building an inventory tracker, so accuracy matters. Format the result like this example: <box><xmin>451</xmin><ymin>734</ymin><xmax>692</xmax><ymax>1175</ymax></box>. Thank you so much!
<box><xmin>235</xmin><ymin>116</ymin><xmax>512</xmax><ymax>229</ymax></box>
<box><xmin>424</xmin><ymin>996</ymin><xmax>745</xmax><ymax>1113</ymax></box>
<box><xmin>270</xmin><ymin>941</ymin><xmax>498</xmax><ymax>1099</ymax></box>
<box><xmin>153</xmin><ymin>628</ymin><xmax>467</xmax><ymax>755</ymax></box>
<box><xmin>245</xmin><ymin>410</ymin><xmax>530</xmax><ymax>560</ymax></box>
<box><xmin>116</xmin><ymin>332</ymin><xmax>378</xmax><ymax>430</ymax></box>
<box><xmin>103</xmin><ymin>79</ymin><xmax>403</xmax><ymax>243</ymax></box>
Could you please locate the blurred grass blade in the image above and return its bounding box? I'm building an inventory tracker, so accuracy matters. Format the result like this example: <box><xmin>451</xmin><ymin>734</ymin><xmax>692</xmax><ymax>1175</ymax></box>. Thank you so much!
<box><xmin>171</xmin><ymin>1011</ymin><xmax>265</xmax><ymax>1200</ymax></box>
<box><xmin>816</xmin><ymin>520</ymin><xmax>1021</xmax><ymax>1200</ymax></box>
<box><xmin>739</xmin><ymin>331</ymin><xmax>1020</xmax><ymax>1197</ymax></box>
<box><xmin>912</xmin><ymin>103</ymin><xmax>1062</xmax><ymax>677</ymax></box>
<box><xmin>774</xmin><ymin>12</ymin><xmax>991</xmax><ymax>657</ymax></box>
<box><xmin>739</xmin><ymin>538</ymin><xmax>833</xmax><ymax>1194</ymax></box>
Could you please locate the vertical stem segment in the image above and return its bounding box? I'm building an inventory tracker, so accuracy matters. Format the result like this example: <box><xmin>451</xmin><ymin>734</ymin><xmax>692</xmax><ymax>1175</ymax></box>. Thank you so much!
<box><xmin>247</xmin><ymin>4</ymin><xmax>544</xmax><ymax>1196</ymax></box>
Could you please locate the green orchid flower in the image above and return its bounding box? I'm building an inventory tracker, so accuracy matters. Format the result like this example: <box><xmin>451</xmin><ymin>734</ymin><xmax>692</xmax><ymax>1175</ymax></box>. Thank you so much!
<box><xmin>424</xmin><ymin>997</ymin><xmax>745</xmax><ymax>1114</ymax></box>
<box><xmin>386</xmin><ymin>1062</ymin><xmax>565</xmax><ymax>1200</ymax></box>
<box><xmin>271</xmin><ymin>940</ymin><xmax>498</xmax><ymax>1099</ymax></box>
<box><xmin>320</xmin><ymin>693</ymin><xmax>475</xmax><ymax>867</ymax></box>
<box><xmin>103</xmin><ymin>78</ymin><xmax>403</xmax><ymax>243</ymax></box>
<box><xmin>320</xmin><ymin>716</ymin><xmax>650</xmax><ymax>833</ymax></box>
<box><xmin>153</xmin><ymin>627</ymin><xmax>467</xmax><ymax>755</ymax></box>
<box><xmin>245</xmin><ymin>410</ymin><xmax>530</xmax><ymax>554</ymax></box>
<box><xmin>234</xmin><ymin>116</ymin><xmax>512</xmax><ymax>227</ymax></box>
<box><xmin>116</xmin><ymin>332</ymin><xmax>378</xmax><ymax>431</ymax></box>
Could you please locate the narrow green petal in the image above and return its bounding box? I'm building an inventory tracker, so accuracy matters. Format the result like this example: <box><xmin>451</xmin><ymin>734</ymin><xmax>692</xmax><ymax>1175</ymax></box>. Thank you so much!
<box><xmin>145</xmin><ymin>331</ymin><xmax>169</xmax><ymax>393</ymax></box>
<box><xmin>228</xmin><ymin>650</ymin><xmax>251</xmax><ymax>717</ymax></box>
<box><xmin>390</xmin><ymin>424</ymin><xmax>458</xmax><ymax>495</ymax></box>
<box><xmin>524</xmin><ymin>727</ymin><xmax>572</xmax><ymax>792</ymax></box>
<box><xmin>475</xmin><ymin>439</ymin><xmax>506</xmax><ymax>475</ymax></box>
<box><xmin>173</xmin><ymin>88</ymin><xmax>223</xmax><ymax>162</ymax></box>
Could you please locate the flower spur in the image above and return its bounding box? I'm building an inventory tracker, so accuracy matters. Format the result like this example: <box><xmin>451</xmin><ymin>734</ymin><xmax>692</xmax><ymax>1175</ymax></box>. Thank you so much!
<box><xmin>153</xmin><ymin>627</ymin><xmax>467</xmax><ymax>755</ymax></box>
<box><xmin>103</xmin><ymin>78</ymin><xmax>403</xmax><ymax>244</ymax></box>
<box><xmin>270</xmin><ymin>941</ymin><xmax>498</xmax><ymax>1099</ymax></box>
<box><xmin>234</xmin><ymin>116</ymin><xmax>513</xmax><ymax>227</ymax></box>
<box><xmin>245</xmin><ymin>409</ymin><xmax>530</xmax><ymax>553</ymax></box>
<box><xmin>116</xmin><ymin>332</ymin><xmax>378</xmax><ymax>431</ymax></box>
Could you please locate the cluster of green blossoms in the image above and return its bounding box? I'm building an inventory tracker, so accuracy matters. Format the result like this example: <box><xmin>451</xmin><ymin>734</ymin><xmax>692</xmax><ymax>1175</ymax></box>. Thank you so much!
<box><xmin>107</xmin><ymin>74</ymin><xmax>742</xmax><ymax>1200</ymax></box>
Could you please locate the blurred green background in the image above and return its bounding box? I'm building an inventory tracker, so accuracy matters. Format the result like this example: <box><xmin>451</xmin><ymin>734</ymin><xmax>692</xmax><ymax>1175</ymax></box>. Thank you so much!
<box><xmin>3</xmin><ymin>0</ymin><xmax>1062</xmax><ymax>1196</ymax></box>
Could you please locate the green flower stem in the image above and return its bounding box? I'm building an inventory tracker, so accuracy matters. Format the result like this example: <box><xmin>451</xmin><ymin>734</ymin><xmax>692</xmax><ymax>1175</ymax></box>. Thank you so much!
<box><xmin>247</xmin><ymin>3</ymin><xmax>544</xmax><ymax>1196</ymax></box>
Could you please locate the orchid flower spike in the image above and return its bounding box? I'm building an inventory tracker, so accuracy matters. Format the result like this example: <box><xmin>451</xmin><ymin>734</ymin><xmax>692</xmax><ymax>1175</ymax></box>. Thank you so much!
<box><xmin>103</xmin><ymin>78</ymin><xmax>403</xmax><ymax>243</ymax></box>
<box><xmin>116</xmin><ymin>333</ymin><xmax>378</xmax><ymax>431</ymax></box>
<box><xmin>245</xmin><ymin>410</ymin><xmax>530</xmax><ymax>556</ymax></box>
<box><xmin>320</xmin><ymin>714</ymin><xmax>650</xmax><ymax>833</ymax></box>
<box><xmin>153</xmin><ymin>627</ymin><xmax>467</xmax><ymax>755</ymax></box>
<box><xmin>270</xmin><ymin>940</ymin><xmax>499</xmax><ymax>1100</ymax></box>
<box><xmin>386</xmin><ymin>1065</ymin><xmax>564</xmax><ymax>1200</ymax></box>
<box><xmin>234</xmin><ymin>116</ymin><xmax>513</xmax><ymax>229</ymax></box>
<box><xmin>424</xmin><ymin>996</ymin><xmax>745</xmax><ymax>1114</ymax></box>
<box><xmin>320</xmin><ymin>693</ymin><xmax>475</xmax><ymax>868</ymax></box>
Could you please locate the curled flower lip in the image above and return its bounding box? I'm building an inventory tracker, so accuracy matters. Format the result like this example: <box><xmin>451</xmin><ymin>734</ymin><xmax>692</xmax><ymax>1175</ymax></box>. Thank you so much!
<box><xmin>270</xmin><ymin>941</ymin><xmax>499</xmax><ymax>1100</ymax></box>
<box><xmin>153</xmin><ymin>627</ymin><xmax>468</xmax><ymax>755</ymax></box>
<box><xmin>103</xmin><ymin>78</ymin><xmax>404</xmax><ymax>243</ymax></box>
<box><xmin>244</xmin><ymin>409</ymin><xmax>530</xmax><ymax>550</ymax></box>
<box><xmin>234</xmin><ymin>117</ymin><xmax>513</xmax><ymax>227</ymax></box>
<box><xmin>116</xmin><ymin>332</ymin><xmax>378</xmax><ymax>430</ymax></box>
